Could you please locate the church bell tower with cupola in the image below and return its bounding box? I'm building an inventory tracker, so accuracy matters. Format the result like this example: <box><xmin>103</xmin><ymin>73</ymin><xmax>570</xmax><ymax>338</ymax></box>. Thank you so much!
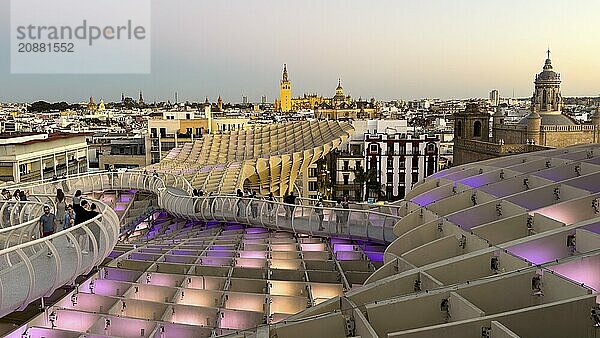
<box><xmin>532</xmin><ymin>49</ymin><xmax>562</xmax><ymax>114</ymax></box>
<box><xmin>279</xmin><ymin>64</ymin><xmax>292</xmax><ymax>112</ymax></box>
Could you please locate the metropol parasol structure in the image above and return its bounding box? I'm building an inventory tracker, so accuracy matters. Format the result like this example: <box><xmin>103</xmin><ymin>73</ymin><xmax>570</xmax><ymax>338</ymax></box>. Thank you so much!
<box><xmin>0</xmin><ymin>121</ymin><xmax>598</xmax><ymax>337</ymax></box>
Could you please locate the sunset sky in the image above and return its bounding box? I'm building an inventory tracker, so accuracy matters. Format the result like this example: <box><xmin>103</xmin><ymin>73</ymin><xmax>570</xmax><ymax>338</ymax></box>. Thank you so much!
<box><xmin>0</xmin><ymin>0</ymin><xmax>599</xmax><ymax>102</ymax></box>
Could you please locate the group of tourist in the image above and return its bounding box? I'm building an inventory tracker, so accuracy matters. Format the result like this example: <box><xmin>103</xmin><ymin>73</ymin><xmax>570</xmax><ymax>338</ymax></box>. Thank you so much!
<box><xmin>236</xmin><ymin>189</ymin><xmax>263</xmax><ymax>219</ymax></box>
<box><xmin>227</xmin><ymin>189</ymin><xmax>351</xmax><ymax>232</ymax></box>
<box><xmin>37</xmin><ymin>189</ymin><xmax>101</xmax><ymax>257</ymax></box>
<box><xmin>192</xmin><ymin>189</ymin><xmax>205</xmax><ymax>197</ymax></box>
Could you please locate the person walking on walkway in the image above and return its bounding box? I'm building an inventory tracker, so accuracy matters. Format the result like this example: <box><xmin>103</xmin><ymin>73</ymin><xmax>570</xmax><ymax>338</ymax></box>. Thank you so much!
<box><xmin>39</xmin><ymin>205</ymin><xmax>56</xmax><ymax>257</ymax></box>
<box><xmin>250</xmin><ymin>191</ymin><xmax>259</xmax><ymax>219</ymax></box>
<box><xmin>2</xmin><ymin>189</ymin><xmax>13</xmax><ymax>226</ymax></box>
<box><xmin>335</xmin><ymin>199</ymin><xmax>344</xmax><ymax>233</ymax></box>
<box><xmin>341</xmin><ymin>196</ymin><xmax>350</xmax><ymax>227</ymax></box>
<box><xmin>288</xmin><ymin>192</ymin><xmax>297</xmax><ymax>220</ymax></box>
<box><xmin>315</xmin><ymin>198</ymin><xmax>324</xmax><ymax>231</ymax></box>
<box><xmin>266</xmin><ymin>192</ymin><xmax>275</xmax><ymax>222</ymax></box>
<box><xmin>55</xmin><ymin>189</ymin><xmax>66</xmax><ymax>231</ymax></box>
<box><xmin>64</xmin><ymin>205</ymin><xmax>76</xmax><ymax>247</ymax></box>
<box><xmin>236</xmin><ymin>189</ymin><xmax>245</xmax><ymax>217</ymax></box>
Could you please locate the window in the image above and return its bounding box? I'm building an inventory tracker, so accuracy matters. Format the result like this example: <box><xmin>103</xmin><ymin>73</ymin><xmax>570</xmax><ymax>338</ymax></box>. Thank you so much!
<box><xmin>387</xmin><ymin>143</ymin><xmax>394</xmax><ymax>154</ymax></box>
<box><xmin>412</xmin><ymin>172</ymin><xmax>419</xmax><ymax>185</ymax></box>
<box><xmin>186</xmin><ymin>113</ymin><xmax>191</xmax><ymax>119</ymax></box>
<box><xmin>398</xmin><ymin>186</ymin><xmax>406</xmax><ymax>199</ymax></box>
<box><xmin>387</xmin><ymin>157</ymin><xmax>394</xmax><ymax>169</ymax></box>
<box><xmin>350</xmin><ymin>144</ymin><xmax>362</xmax><ymax>156</ymax></box>
<box><xmin>159</xmin><ymin>128</ymin><xmax>166</xmax><ymax>137</ymax></box>
<box><xmin>456</xmin><ymin>120</ymin><xmax>463</xmax><ymax>138</ymax></box>
<box><xmin>412</xmin><ymin>156</ymin><xmax>419</xmax><ymax>168</ymax></box>
<box><xmin>151</xmin><ymin>128</ymin><xmax>157</xmax><ymax>138</ymax></box>
<box><xmin>427</xmin><ymin>157</ymin><xmax>435</xmax><ymax>176</ymax></box>
<box><xmin>19</xmin><ymin>163</ymin><xmax>28</xmax><ymax>175</ymax></box>
<box><xmin>309</xmin><ymin>168</ymin><xmax>317</xmax><ymax>177</ymax></box>
<box><xmin>387</xmin><ymin>173</ymin><xmax>394</xmax><ymax>183</ymax></box>
<box><xmin>369</xmin><ymin>144</ymin><xmax>378</xmax><ymax>153</ymax></box>
<box><xmin>343</xmin><ymin>160</ymin><xmax>349</xmax><ymax>171</ymax></box>
<box><xmin>308</xmin><ymin>181</ymin><xmax>317</xmax><ymax>191</ymax></box>
<box><xmin>412</xmin><ymin>142</ymin><xmax>420</xmax><ymax>155</ymax></box>
<box><xmin>343</xmin><ymin>174</ymin><xmax>349</xmax><ymax>185</ymax></box>
<box><xmin>355</xmin><ymin>160</ymin><xmax>361</xmax><ymax>169</ymax></box>
<box><xmin>186</xmin><ymin>128</ymin><xmax>192</xmax><ymax>135</ymax></box>
<box><xmin>195</xmin><ymin>128</ymin><xmax>202</xmax><ymax>136</ymax></box>
<box><xmin>474</xmin><ymin>121</ymin><xmax>482</xmax><ymax>137</ymax></box>
<box><xmin>386</xmin><ymin>186</ymin><xmax>393</xmax><ymax>200</ymax></box>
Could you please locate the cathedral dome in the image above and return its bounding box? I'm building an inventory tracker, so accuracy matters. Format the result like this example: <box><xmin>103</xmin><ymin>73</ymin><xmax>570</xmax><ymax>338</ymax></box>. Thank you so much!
<box><xmin>535</xmin><ymin>52</ymin><xmax>560</xmax><ymax>82</ymax></box>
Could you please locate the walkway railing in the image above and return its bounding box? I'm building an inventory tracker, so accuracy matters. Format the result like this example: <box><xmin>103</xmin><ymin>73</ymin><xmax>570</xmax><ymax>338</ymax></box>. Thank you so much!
<box><xmin>0</xmin><ymin>170</ymin><xmax>400</xmax><ymax>317</ymax></box>
<box><xmin>0</xmin><ymin>193</ymin><xmax>119</xmax><ymax>317</ymax></box>
<box><xmin>161</xmin><ymin>193</ymin><xmax>398</xmax><ymax>243</ymax></box>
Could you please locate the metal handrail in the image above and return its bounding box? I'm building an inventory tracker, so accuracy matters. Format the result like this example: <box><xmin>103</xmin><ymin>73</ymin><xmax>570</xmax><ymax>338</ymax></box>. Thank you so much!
<box><xmin>0</xmin><ymin>168</ymin><xmax>402</xmax><ymax>318</ymax></box>
<box><xmin>0</xmin><ymin>180</ymin><xmax>120</xmax><ymax>316</ymax></box>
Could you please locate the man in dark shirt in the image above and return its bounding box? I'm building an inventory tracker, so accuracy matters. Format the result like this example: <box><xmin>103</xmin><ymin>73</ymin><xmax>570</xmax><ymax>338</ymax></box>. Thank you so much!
<box><xmin>75</xmin><ymin>200</ymin><xmax>91</xmax><ymax>224</ymax></box>
<box><xmin>39</xmin><ymin>206</ymin><xmax>56</xmax><ymax>257</ymax></box>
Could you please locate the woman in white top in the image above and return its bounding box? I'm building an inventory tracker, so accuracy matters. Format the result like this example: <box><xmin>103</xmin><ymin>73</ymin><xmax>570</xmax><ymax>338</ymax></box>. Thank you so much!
<box><xmin>55</xmin><ymin>189</ymin><xmax>67</xmax><ymax>230</ymax></box>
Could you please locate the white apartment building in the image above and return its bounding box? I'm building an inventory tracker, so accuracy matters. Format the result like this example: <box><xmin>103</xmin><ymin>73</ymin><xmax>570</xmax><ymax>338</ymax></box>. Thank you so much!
<box><xmin>332</xmin><ymin>120</ymin><xmax>440</xmax><ymax>201</ymax></box>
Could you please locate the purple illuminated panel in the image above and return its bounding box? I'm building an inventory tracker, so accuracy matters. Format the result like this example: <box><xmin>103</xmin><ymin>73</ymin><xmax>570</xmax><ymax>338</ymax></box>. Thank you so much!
<box><xmin>583</xmin><ymin>222</ymin><xmax>600</xmax><ymax>235</ymax></box>
<box><xmin>211</xmin><ymin>245</ymin><xmax>232</xmax><ymax>251</ymax></box>
<box><xmin>410</xmin><ymin>194</ymin><xmax>437</xmax><ymax>207</ymax></box>
<box><xmin>206</xmin><ymin>251</ymin><xmax>233</xmax><ymax>258</ymax></box>
<box><xmin>199</xmin><ymin>257</ymin><xmax>230</xmax><ymax>266</ymax></box>
<box><xmin>114</xmin><ymin>205</ymin><xmax>127</xmax><ymax>212</ymax></box>
<box><xmin>103</xmin><ymin>268</ymin><xmax>141</xmax><ymax>282</ymax></box>
<box><xmin>246</xmin><ymin>227</ymin><xmax>267</xmax><ymax>234</ymax></box>
<box><xmin>506</xmin><ymin>234</ymin><xmax>570</xmax><ymax>265</ymax></box>
<box><xmin>224</xmin><ymin>224</ymin><xmax>244</xmax><ymax>231</ymax></box>
<box><xmin>332</xmin><ymin>244</ymin><xmax>355</xmax><ymax>253</ymax></box>
<box><xmin>549</xmin><ymin>255</ymin><xmax>600</xmax><ymax>297</ymax></box>
<box><xmin>119</xmin><ymin>195</ymin><xmax>133</xmax><ymax>203</ymax></box>
<box><xmin>330</xmin><ymin>238</ymin><xmax>351</xmax><ymax>244</ymax></box>
<box><xmin>460</xmin><ymin>176</ymin><xmax>489</xmax><ymax>188</ymax></box>
<box><xmin>366</xmin><ymin>251</ymin><xmax>384</xmax><ymax>262</ymax></box>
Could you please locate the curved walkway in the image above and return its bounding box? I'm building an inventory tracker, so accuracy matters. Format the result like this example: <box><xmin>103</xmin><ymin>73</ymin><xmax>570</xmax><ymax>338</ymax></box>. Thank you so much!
<box><xmin>0</xmin><ymin>170</ymin><xmax>400</xmax><ymax>317</ymax></box>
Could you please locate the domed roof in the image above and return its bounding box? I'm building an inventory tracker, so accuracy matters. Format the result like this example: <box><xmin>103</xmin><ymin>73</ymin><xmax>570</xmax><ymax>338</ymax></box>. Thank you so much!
<box><xmin>535</xmin><ymin>51</ymin><xmax>560</xmax><ymax>82</ymax></box>
<box><xmin>537</xmin><ymin>68</ymin><xmax>560</xmax><ymax>82</ymax></box>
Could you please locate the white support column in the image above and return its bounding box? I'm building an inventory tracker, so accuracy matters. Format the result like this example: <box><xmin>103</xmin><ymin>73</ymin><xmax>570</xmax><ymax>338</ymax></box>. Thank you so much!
<box><xmin>158</xmin><ymin>136</ymin><xmax>162</xmax><ymax>162</ymax></box>
<box><xmin>13</xmin><ymin>162</ymin><xmax>20</xmax><ymax>184</ymax></box>
<box><xmin>65</xmin><ymin>150</ymin><xmax>69</xmax><ymax>175</ymax></box>
<box><xmin>53</xmin><ymin>153</ymin><xmax>57</xmax><ymax>175</ymax></box>
<box><xmin>39</xmin><ymin>156</ymin><xmax>44</xmax><ymax>180</ymax></box>
<box><xmin>85</xmin><ymin>146</ymin><xmax>89</xmax><ymax>173</ymax></box>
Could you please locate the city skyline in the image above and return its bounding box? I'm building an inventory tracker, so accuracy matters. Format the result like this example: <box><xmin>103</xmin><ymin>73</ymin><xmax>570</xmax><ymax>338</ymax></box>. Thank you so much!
<box><xmin>1</xmin><ymin>0</ymin><xmax>600</xmax><ymax>102</ymax></box>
